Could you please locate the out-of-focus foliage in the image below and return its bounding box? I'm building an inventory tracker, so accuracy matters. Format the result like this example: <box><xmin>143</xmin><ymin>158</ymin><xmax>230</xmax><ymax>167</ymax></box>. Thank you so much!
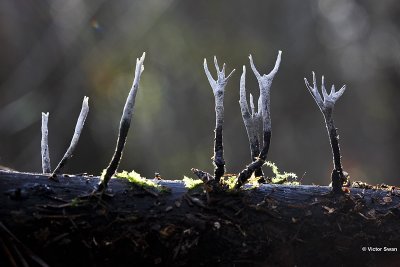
<box><xmin>1</xmin><ymin>0</ymin><xmax>399</xmax><ymax>185</ymax></box>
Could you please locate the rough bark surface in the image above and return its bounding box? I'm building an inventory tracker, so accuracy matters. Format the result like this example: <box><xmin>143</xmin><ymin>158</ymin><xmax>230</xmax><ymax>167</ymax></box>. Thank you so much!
<box><xmin>0</xmin><ymin>170</ymin><xmax>400</xmax><ymax>266</ymax></box>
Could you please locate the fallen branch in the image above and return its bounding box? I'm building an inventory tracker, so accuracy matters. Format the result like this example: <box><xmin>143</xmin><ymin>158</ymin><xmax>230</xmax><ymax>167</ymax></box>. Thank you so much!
<box><xmin>1</xmin><ymin>170</ymin><xmax>400</xmax><ymax>266</ymax></box>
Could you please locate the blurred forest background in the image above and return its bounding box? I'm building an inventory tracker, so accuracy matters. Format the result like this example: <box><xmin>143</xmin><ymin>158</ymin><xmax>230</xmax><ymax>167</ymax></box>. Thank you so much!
<box><xmin>1</xmin><ymin>0</ymin><xmax>399</xmax><ymax>185</ymax></box>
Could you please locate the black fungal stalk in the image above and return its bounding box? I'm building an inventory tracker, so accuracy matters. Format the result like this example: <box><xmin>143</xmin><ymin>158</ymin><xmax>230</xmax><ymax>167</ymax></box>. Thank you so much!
<box><xmin>235</xmin><ymin>51</ymin><xmax>282</xmax><ymax>189</ymax></box>
<box><xmin>203</xmin><ymin>56</ymin><xmax>235</xmax><ymax>182</ymax></box>
<box><xmin>98</xmin><ymin>52</ymin><xmax>145</xmax><ymax>192</ymax></box>
<box><xmin>304</xmin><ymin>72</ymin><xmax>347</xmax><ymax>193</ymax></box>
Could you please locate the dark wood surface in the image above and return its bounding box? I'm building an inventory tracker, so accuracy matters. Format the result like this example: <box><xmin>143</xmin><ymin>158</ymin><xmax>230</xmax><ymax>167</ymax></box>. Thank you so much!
<box><xmin>1</xmin><ymin>170</ymin><xmax>399</xmax><ymax>266</ymax></box>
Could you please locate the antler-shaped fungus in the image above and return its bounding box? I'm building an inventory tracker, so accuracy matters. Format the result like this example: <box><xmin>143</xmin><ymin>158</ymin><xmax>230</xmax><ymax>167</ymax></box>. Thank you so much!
<box><xmin>235</xmin><ymin>51</ymin><xmax>282</xmax><ymax>188</ymax></box>
<box><xmin>204</xmin><ymin>56</ymin><xmax>235</xmax><ymax>182</ymax></box>
<box><xmin>239</xmin><ymin>66</ymin><xmax>264</xmax><ymax>180</ymax></box>
<box><xmin>304</xmin><ymin>72</ymin><xmax>347</xmax><ymax>193</ymax></box>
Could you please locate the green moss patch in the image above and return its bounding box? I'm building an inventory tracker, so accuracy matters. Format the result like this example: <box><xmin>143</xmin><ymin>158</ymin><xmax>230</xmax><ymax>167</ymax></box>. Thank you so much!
<box><xmin>182</xmin><ymin>176</ymin><xmax>203</xmax><ymax>189</ymax></box>
<box><xmin>265</xmin><ymin>161</ymin><xmax>299</xmax><ymax>185</ymax></box>
<box><xmin>105</xmin><ymin>170</ymin><xmax>170</xmax><ymax>193</ymax></box>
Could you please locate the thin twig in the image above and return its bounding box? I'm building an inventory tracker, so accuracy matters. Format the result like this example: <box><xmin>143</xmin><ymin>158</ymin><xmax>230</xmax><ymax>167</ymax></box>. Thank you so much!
<box><xmin>98</xmin><ymin>52</ymin><xmax>146</xmax><ymax>192</ymax></box>
<box><xmin>50</xmin><ymin>96</ymin><xmax>89</xmax><ymax>180</ymax></box>
<box><xmin>41</xmin><ymin>112</ymin><xmax>51</xmax><ymax>173</ymax></box>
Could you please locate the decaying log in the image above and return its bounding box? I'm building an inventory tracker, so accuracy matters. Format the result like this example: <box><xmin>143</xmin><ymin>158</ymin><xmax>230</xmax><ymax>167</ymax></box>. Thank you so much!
<box><xmin>0</xmin><ymin>170</ymin><xmax>400</xmax><ymax>266</ymax></box>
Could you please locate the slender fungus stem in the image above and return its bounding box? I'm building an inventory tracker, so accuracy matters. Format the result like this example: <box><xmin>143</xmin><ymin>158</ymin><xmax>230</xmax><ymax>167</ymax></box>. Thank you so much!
<box><xmin>239</xmin><ymin>66</ymin><xmax>264</xmax><ymax>180</ymax></box>
<box><xmin>235</xmin><ymin>51</ymin><xmax>282</xmax><ymax>189</ymax></box>
<box><xmin>50</xmin><ymin>97</ymin><xmax>89</xmax><ymax>180</ymax></box>
<box><xmin>304</xmin><ymin>72</ymin><xmax>347</xmax><ymax>193</ymax></box>
<box><xmin>41</xmin><ymin>112</ymin><xmax>51</xmax><ymax>173</ymax></box>
<box><xmin>204</xmin><ymin>56</ymin><xmax>235</xmax><ymax>182</ymax></box>
<box><xmin>98</xmin><ymin>52</ymin><xmax>146</xmax><ymax>192</ymax></box>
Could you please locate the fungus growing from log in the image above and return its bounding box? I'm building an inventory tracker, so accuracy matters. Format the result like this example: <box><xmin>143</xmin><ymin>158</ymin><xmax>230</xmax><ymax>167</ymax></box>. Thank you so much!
<box><xmin>203</xmin><ymin>56</ymin><xmax>235</xmax><ymax>182</ymax></box>
<box><xmin>239</xmin><ymin>65</ymin><xmax>264</xmax><ymax>181</ymax></box>
<box><xmin>41</xmin><ymin>112</ymin><xmax>51</xmax><ymax>174</ymax></box>
<box><xmin>235</xmin><ymin>51</ymin><xmax>282</xmax><ymax>189</ymax></box>
<box><xmin>304</xmin><ymin>72</ymin><xmax>347</xmax><ymax>193</ymax></box>
<box><xmin>50</xmin><ymin>96</ymin><xmax>89</xmax><ymax>180</ymax></box>
<box><xmin>98</xmin><ymin>52</ymin><xmax>146</xmax><ymax>192</ymax></box>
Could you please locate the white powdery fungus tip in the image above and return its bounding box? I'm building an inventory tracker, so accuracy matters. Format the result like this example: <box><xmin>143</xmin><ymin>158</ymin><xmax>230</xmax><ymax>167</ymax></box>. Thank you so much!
<box><xmin>236</xmin><ymin>50</ymin><xmax>283</xmax><ymax>188</ymax></box>
<box><xmin>204</xmin><ymin>56</ymin><xmax>235</xmax><ymax>95</ymax></box>
<box><xmin>226</xmin><ymin>68</ymin><xmax>235</xmax><ymax>80</ymax></box>
<box><xmin>98</xmin><ymin>53</ymin><xmax>146</xmax><ymax>191</ymax></box>
<box><xmin>66</xmin><ymin>96</ymin><xmax>89</xmax><ymax>155</ymax></box>
<box><xmin>240</xmin><ymin>65</ymin><xmax>246</xmax><ymax>88</ymax></box>
<box><xmin>304</xmin><ymin>72</ymin><xmax>346</xmax><ymax>115</ymax></box>
<box><xmin>204</xmin><ymin>58</ymin><xmax>216</xmax><ymax>88</ymax></box>
<box><xmin>136</xmin><ymin>52</ymin><xmax>146</xmax><ymax>66</ymax></box>
<box><xmin>203</xmin><ymin>56</ymin><xmax>235</xmax><ymax>181</ymax></box>
<box><xmin>250</xmin><ymin>51</ymin><xmax>283</xmax><ymax>134</ymax></box>
<box><xmin>335</xmin><ymin>85</ymin><xmax>346</xmax><ymax>99</ymax></box>
<box><xmin>41</xmin><ymin>112</ymin><xmax>51</xmax><ymax>173</ymax></box>
<box><xmin>249</xmin><ymin>54</ymin><xmax>261</xmax><ymax>80</ymax></box>
<box><xmin>213</xmin><ymin>56</ymin><xmax>219</xmax><ymax>72</ymax></box>
<box><xmin>267</xmin><ymin>50</ymin><xmax>282</xmax><ymax>78</ymax></box>
<box><xmin>51</xmin><ymin>96</ymin><xmax>90</xmax><ymax>176</ymax></box>
<box><xmin>133</xmin><ymin>53</ymin><xmax>146</xmax><ymax>85</ymax></box>
<box><xmin>239</xmin><ymin>67</ymin><xmax>250</xmax><ymax>115</ymax></box>
<box><xmin>303</xmin><ymin>72</ymin><xmax>348</xmax><ymax>192</ymax></box>
<box><xmin>83</xmin><ymin>96</ymin><xmax>89</xmax><ymax>106</ymax></box>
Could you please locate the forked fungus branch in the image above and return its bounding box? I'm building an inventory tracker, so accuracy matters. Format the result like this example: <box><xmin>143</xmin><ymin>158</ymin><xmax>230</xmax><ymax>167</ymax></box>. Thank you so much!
<box><xmin>304</xmin><ymin>72</ymin><xmax>347</xmax><ymax>193</ymax></box>
<box><xmin>239</xmin><ymin>65</ymin><xmax>263</xmax><ymax>181</ymax></box>
<box><xmin>203</xmin><ymin>56</ymin><xmax>235</xmax><ymax>182</ymax></box>
<box><xmin>235</xmin><ymin>51</ymin><xmax>282</xmax><ymax>188</ymax></box>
